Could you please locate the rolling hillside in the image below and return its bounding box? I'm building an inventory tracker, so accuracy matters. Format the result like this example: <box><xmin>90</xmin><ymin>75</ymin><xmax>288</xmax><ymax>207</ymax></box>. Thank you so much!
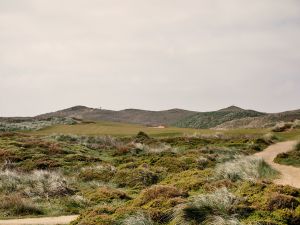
<box><xmin>174</xmin><ymin>106</ymin><xmax>266</xmax><ymax>129</ymax></box>
<box><xmin>36</xmin><ymin>106</ymin><xmax>198</xmax><ymax>126</ymax></box>
<box><xmin>34</xmin><ymin>105</ymin><xmax>300</xmax><ymax>129</ymax></box>
<box><xmin>215</xmin><ymin>109</ymin><xmax>300</xmax><ymax>129</ymax></box>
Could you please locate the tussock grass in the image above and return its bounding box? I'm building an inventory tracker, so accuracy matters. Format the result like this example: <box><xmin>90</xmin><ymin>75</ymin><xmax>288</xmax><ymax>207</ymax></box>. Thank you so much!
<box><xmin>0</xmin><ymin>170</ymin><xmax>73</xmax><ymax>198</ymax></box>
<box><xmin>0</xmin><ymin>194</ymin><xmax>43</xmax><ymax>216</ymax></box>
<box><xmin>272</xmin><ymin>122</ymin><xmax>293</xmax><ymax>132</ymax></box>
<box><xmin>122</xmin><ymin>212</ymin><xmax>154</xmax><ymax>225</ymax></box>
<box><xmin>214</xmin><ymin>156</ymin><xmax>279</xmax><ymax>182</ymax></box>
<box><xmin>172</xmin><ymin>188</ymin><xmax>240</xmax><ymax>225</ymax></box>
<box><xmin>133</xmin><ymin>142</ymin><xmax>179</xmax><ymax>154</ymax></box>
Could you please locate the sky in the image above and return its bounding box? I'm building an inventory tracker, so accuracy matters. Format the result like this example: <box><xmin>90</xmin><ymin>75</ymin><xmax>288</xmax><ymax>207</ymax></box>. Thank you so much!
<box><xmin>1</xmin><ymin>0</ymin><xmax>300</xmax><ymax>116</ymax></box>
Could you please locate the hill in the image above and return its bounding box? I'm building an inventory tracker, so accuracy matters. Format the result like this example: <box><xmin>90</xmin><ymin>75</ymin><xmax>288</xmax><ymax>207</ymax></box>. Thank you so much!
<box><xmin>174</xmin><ymin>106</ymin><xmax>266</xmax><ymax>129</ymax></box>
<box><xmin>215</xmin><ymin>109</ymin><xmax>300</xmax><ymax>129</ymax></box>
<box><xmin>36</xmin><ymin>106</ymin><xmax>198</xmax><ymax>126</ymax></box>
<box><xmin>3</xmin><ymin>105</ymin><xmax>299</xmax><ymax>130</ymax></box>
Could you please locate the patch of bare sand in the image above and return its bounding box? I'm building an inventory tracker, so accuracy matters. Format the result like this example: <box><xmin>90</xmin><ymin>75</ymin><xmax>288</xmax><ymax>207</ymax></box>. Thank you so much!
<box><xmin>0</xmin><ymin>215</ymin><xmax>78</xmax><ymax>225</ymax></box>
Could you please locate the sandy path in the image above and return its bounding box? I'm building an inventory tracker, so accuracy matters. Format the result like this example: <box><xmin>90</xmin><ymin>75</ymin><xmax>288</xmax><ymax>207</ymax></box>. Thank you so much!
<box><xmin>0</xmin><ymin>215</ymin><xmax>78</xmax><ymax>225</ymax></box>
<box><xmin>255</xmin><ymin>141</ymin><xmax>300</xmax><ymax>188</ymax></box>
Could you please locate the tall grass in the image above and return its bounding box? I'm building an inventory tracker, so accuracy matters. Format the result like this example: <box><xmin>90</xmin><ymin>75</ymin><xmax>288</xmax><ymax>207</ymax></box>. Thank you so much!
<box><xmin>214</xmin><ymin>156</ymin><xmax>278</xmax><ymax>182</ymax></box>
<box><xmin>0</xmin><ymin>194</ymin><xmax>43</xmax><ymax>216</ymax></box>
<box><xmin>172</xmin><ymin>188</ymin><xmax>240</xmax><ymax>225</ymax></box>
<box><xmin>122</xmin><ymin>212</ymin><xmax>154</xmax><ymax>225</ymax></box>
<box><xmin>133</xmin><ymin>142</ymin><xmax>179</xmax><ymax>154</ymax></box>
<box><xmin>0</xmin><ymin>170</ymin><xmax>73</xmax><ymax>198</ymax></box>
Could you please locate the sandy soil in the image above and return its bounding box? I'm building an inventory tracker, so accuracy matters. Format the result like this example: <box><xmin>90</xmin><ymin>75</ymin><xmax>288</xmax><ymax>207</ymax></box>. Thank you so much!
<box><xmin>0</xmin><ymin>215</ymin><xmax>78</xmax><ymax>225</ymax></box>
<box><xmin>255</xmin><ymin>141</ymin><xmax>300</xmax><ymax>188</ymax></box>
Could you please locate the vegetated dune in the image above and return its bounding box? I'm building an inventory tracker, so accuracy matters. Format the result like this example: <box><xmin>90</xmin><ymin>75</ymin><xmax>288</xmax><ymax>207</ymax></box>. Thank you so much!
<box><xmin>174</xmin><ymin>106</ymin><xmax>266</xmax><ymax>129</ymax></box>
<box><xmin>215</xmin><ymin>109</ymin><xmax>300</xmax><ymax>129</ymax></box>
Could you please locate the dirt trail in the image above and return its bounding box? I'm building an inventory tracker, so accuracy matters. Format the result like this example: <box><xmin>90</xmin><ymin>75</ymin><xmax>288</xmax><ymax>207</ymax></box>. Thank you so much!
<box><xmin>0</xmin><ymin>215</ymin><xmax>78</xmax><ymax>225</ymax></box>
<box><xmin>255</xmin><ymin>141</ymin><xmax>300</xmax><ymax>188</ymax></box>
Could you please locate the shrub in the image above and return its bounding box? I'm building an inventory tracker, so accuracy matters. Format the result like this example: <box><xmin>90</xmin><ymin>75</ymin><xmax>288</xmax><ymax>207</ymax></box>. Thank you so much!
<box><xmin>78</xmin><ymin>164</ymin><xmax>116</xmax><ymax>182</ymax></box>
<box><xmin>266</xmin><ymin>193</ymin><xmax>299</xmax><ymax>211</ymax></box>
<box><xmin>71</xmin><ymin>205</ymin><xmax>116</xmax><ymax>225</ymax></box>
<box><xmin>64</xmin><ymin>195</ymin><xmax>90</xmax><ymax>213</ymax></box>
<box><xmin>113</xmin><ymin>167</ymin><xmax>159</xmax><ymax>188</ymax></box>
<box><xmin>160</xmin><ymin>169</ymin><xmax>213</xmax><ymax>192</ymax></box>
<box><xmin>133</xmin><ymin>185</ymin><xmax>187</xmax><ymax>222</ymax></box>
<box><xmin>135</xmin><ymin>131</ymin><xmax>150</xmax><ymax>142</ymax></box>
<box><xmin>85</xmin><ymin>186</ymin><xmax>130</xmax><ymax>204</ymax></box>
<box><xmin>214</xmin><ymin>156</ymin><xmax>278</xmax><ymax>182</ymax></box>
<box><xmin>134</xmin><ymin>185</ymin><xmax>187</xmax><ymax>206</ymax></box>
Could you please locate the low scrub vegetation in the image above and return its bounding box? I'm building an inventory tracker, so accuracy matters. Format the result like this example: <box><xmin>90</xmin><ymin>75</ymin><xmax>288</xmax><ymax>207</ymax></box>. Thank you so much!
<box><xmin>0</xmin><ymin>118</ymin><xmax>78</xmax><ymax>132</ymax></box>
<box><xmin>0</xmin><ymin>131</ymin><xmax>299</xmax><ymax>224</ymax></box>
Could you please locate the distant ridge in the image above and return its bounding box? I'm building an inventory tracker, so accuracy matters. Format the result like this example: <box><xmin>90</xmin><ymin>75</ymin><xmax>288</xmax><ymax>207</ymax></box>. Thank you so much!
<box><xmin>36</xmin><ymin>106</ymin><xmax>198</xmax><ymax>126</ymax></box>
<box><xmin>1</xmin><ymin>105</ymin><xmax>296</xmax><ymax>129</ymax></box>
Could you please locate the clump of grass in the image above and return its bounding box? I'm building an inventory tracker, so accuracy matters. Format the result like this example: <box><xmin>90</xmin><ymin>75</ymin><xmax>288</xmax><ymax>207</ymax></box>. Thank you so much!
<box><xmin>272</xmin><ymin>122</ymin><xmax>293</xmax><ymax>132</ymax></box>
<box><xmin>133</xmin><ymin>142</ymin><xmax>178</xmax><ymax>154</ymax></box>
<box><xmin>262</xmin><ymin>133</ymin><xmax>279</xmax><ymax>144</ymax></box>
<box><xmin>122</xmin><ymin>212</ymin><xmax>154</xmax><ymax>225</ymax></box>
<box><xmin>172</xmin><ymin>188</ymin><xmax>240</xmax><ymax>225</ymax></box>
<box><xmin>214</xmin><ymin>156</ymin><xmax>278</xmax><ymax>182</ymax></box>
<box><xmin>0</xmin><ymin>170</ymin><xmax>73</xmax><ymax>198</ymax></box>
<box><xmin>0</xmin><ymin>194</ymin><xmax>43</xmax><ymax>216</ymax></box>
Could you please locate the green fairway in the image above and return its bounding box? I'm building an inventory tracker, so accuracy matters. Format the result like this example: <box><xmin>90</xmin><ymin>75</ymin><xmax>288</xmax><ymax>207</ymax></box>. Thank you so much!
<box><xmin>32</xmin><ymin>121</ymin><xmax>209</xmax><ymax>137</ymax></box>
<box><xmin>31</xmin><ymin>120</ymin><xmax>267</xmax><ymax>138</ymax></box>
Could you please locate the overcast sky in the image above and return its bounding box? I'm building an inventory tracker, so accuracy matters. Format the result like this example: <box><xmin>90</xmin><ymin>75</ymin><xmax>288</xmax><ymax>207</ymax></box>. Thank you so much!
<box><xmin>1</xmin><ymin>0</ymin><xmax>300</xmax><ymax>116</ymax></box>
